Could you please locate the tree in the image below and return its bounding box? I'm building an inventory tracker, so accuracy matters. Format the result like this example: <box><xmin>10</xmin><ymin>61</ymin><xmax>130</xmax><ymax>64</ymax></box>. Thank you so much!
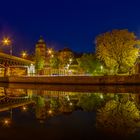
<box><xmin>49</xmin><ymin>54</ymin><xmax>60</xmax><ymax>69</ymax></box>
<box><xmin>77</xmin><ymin>53</ymin><xmax>102</xmax><ymax>74</ymax></box>
<box><xmin>35</xmin><ymin>49</ymin><xmax>45</xmax><ymax>72</ymax></box>
<box><xmin>35</xmin><ymin>55</ymin><xmax>45</xmax><ymax>71</ymax></box>
<box><xmin>77</xmin><ymin>93</ymin><xmax>104</xmax><ymax>111</ymax></box>
<box><xmin>95</xmin><ymin>29</ymin><xmax>140</xmax><ymax>74</ymax></box>
<box><xmin>58</xmin><ymin>48</ymin><xmax>74</xmax><ymax>67</ymax></box>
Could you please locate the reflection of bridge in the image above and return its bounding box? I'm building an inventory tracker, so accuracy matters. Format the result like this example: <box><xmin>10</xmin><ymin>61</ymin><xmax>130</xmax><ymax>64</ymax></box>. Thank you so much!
<box><xmin>1</xmin><ymin>83</ymin><xmax>140</xmax><ymax>93</ymax></box>
<box><xmin>0</xmin><ymin>96</ymin><xmax>35</xmax><ymax>112</ymax></box>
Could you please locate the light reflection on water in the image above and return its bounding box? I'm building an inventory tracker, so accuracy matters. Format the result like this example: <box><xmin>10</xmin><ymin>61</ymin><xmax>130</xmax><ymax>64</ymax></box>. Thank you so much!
<box><xmin>0</xmin><ymin>84</ymin><xmax>140</xmax><ymax>139</ymax></box>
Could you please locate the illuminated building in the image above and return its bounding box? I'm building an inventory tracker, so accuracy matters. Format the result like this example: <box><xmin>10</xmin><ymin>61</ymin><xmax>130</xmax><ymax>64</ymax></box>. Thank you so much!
<box><xmin>35</xmin><ymin>36</ymin><xmax>47</xmax><ymax>60</ymax></box>
<box><xmin>35</xmin><ymin>36</ymin><xmax>47</xmax><ymax>73</ymax></box>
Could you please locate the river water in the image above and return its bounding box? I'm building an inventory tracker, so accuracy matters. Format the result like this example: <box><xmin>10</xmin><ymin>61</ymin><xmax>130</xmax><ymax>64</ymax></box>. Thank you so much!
<box><xmin>0</xmin><ymin>84</ymin><xmax>140</xmax><ymax>140</ymax></box>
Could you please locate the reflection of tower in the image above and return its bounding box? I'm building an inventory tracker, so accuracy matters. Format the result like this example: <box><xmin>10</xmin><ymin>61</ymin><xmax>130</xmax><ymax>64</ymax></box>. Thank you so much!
<box><xmin>35</xmin><ymin>36</ymin><xmax>47</xmax><ymax>60</ymax></box>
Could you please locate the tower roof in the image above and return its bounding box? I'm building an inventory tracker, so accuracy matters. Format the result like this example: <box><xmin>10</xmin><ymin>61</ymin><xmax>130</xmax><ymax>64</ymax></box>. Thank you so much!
<box><xmin>36</xmin><ymin>36</ymin><xmax>46</xmax><ymax>45</ymax></box>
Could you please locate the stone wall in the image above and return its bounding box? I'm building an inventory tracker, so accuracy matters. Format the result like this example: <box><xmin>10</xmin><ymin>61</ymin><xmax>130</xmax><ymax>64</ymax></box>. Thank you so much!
<box><xmin>0</xmin><ymin>75</ymin><xmax>140</xmax><ymax>85</ymax></box>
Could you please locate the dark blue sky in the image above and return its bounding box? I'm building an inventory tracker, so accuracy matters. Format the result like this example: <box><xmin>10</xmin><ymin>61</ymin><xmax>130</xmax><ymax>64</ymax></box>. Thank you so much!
<box><xmin>0</xmin><ymin>0</ymin><xmax>140</xmax><ymax>55</ymax></box>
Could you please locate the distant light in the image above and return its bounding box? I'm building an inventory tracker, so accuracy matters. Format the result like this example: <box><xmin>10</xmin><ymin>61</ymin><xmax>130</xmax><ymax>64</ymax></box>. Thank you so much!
<box><xmin>47</xmin><ymin>48</ymin><xmax>53</xmax><ymax>55</ymax></box>
<box><xmin>69</xmin><ymin>58</ymin><xmax>72</xmax><ymax>63</ymax></box>
<box><xmin>3</xmin><ymin>118</ymin><xmax>11</xmax><ymax>127</ymax></box>
<box><xmin>66</xmin><ymin>95</ymin><xmax>70</xmax><ymax>101</ymax></box>
<box><xmin>48</xmin><ymin>110</ymin><xmax>52</xmax><ymax>114</ymax></box>
<box><xmin>21</xmin><ymin>51</ymin><xmax>28</xmax><ymax>58</ymax></box>
<box><xmin>100</xmin><ymin>65</ymin><xmax>103</xmax><ymax>70</ymax></box>
<box><xmin>2</xmin><ymin>37</ymin><xmax>11</xmax><ymax>46</ymax></box>
<box><xmin>100</xmin><ymin>94</ymin><xmax>104</xmax><ymax>99</ymax></box>
<box><xmin>4</xmin><ymin>119</ymin><xmax>9</xmax><ymax>124</ymax></box>
<box><xmin>22</xmin><ymin>106</ymin><xmax>27</xmax><ymax>111</ymax></box>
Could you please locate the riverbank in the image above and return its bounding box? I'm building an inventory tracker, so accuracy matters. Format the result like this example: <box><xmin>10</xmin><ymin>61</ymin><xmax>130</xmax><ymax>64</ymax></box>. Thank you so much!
<box><xmin>1</xmin><ymin>83</ymin><xmax>140</xmax><ymax>93</ymax></box>
<box><xmin>0</xmin><ymin>75</ymin><xmax>140</xmax><ymax>85</ymax></box>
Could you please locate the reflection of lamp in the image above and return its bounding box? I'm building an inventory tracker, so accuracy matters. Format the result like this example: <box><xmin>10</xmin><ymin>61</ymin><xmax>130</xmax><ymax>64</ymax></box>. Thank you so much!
<box><xmin>48</xmin><ymin>110</ymin><xmax>53</xmax><ymax>114</ymax></box>
<box><xmin>3</xmin><ymin>118</ymin><xmax>11</xmax><ymax>127</ymax></box>
<box><xmin>22</xmin><ymin>106</ymin><xmax>27</xmax><ymax>111</ymax></box>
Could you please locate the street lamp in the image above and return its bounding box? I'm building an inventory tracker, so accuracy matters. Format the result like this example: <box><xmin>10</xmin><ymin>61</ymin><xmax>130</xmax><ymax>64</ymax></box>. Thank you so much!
<box><xmin>2</xmin><ymin>37</ymin><xmax>11</xmax><ymax>46</ymax></box>
<box><xmin>2</xmin><ymin>37</ymin><xmax>12</xmax><ymax>55</ymax></box>
<box><xmin>69</xmin><ymin>58</ymin><xmax>73</xmax><ymax>64</ymax></box>
<box><xmin>21</xmin><ymin>51</ymin><xmax>28</xmax><ymax>58</ymax></box>
<box><xmin>100</xmin><ymin>65</ymin><xmax>103</xmax><ymax>73</ymax></box>
<box><xmin>47</xmin><ymin>48</ymin><xmax>53</xmax><ymax>55</ymax></box>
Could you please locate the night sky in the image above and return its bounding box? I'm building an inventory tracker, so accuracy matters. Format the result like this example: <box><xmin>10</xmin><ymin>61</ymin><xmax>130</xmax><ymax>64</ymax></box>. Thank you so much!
<box><xmin>0</xmin><ymin>0</ymin><xmax>140</xmax><ymax>55</ymax></box>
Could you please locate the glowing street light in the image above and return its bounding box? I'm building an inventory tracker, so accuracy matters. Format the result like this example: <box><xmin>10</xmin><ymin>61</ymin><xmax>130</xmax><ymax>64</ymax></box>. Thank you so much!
<box><xmin>47</xmin><ymin>48</ymin><xmax>53</xmax><ymax>55</ymax></box>
<box><xmin>100</xmin><ymin>65</ymin><xmax>103</xmax><ymax>70</ymax></box>
<box><xmin>69</xmin><ymin>58</ymin><xmax>73</xmax><ymax>65</ymax></box>
<box><xmin>100</xmin><ymin>65</ymin><xmax>103</xmax><ymax>72</ymax></box>
<box><xmin>21</xmin><ymin>51</ymin><xmax>28</xmax><ymax>58</ymax></box>
<box><xmin>2</xmin><ymin>37</ymin><xmax>11</xmax><ymax>46</ymax></box>
<box><xmin>2</xmin><ymin>37</ymin><xmax>12</xmax><ymax>55</ymax></box>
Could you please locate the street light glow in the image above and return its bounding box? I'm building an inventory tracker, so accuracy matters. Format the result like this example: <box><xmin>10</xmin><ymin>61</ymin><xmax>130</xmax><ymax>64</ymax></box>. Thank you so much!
<box><xmin>2</xmin><ymin>37</ymin><xmax>11</xmax><ymax>46</ymax></box>
<box><xmin>21</xmin><ymin>51</ymin><xmax>28</xmax><ymax>58</ymax></box>
<box><xmin>47</xmin><ymin>48</ymin><xmax>53</xmax><ymax>54</ymax></box>
<box><xmin>22</xmin><ymin>106</ymin><xmax>27</xmax><ymax>111</ymax></box>
<box><xmin>48</xmin><ymin>110</ymin><xmax>53</xmax><ymax>114</ymax></box>
<box><xmin>100</xmin><ymin>65</ymin><xmax>103</xmax><ymax>70</ymax></box>
<box><xmin>69</xmin><ymin>58</ymin><xmax>72</xmax><ymax>63</ymax></box>
<box><xmin>3</xmin><ymin>118</ymin><xmax>11</xmax><ymax>127</ymax></box>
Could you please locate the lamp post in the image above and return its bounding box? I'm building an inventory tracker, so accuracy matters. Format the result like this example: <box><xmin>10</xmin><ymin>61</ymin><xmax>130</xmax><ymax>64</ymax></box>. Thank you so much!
<box><xmin>21</xmin><ymin>51</ymin><xmax>28</xmax><ymax>58</ymax></box>
<box><xmin>2</xmin><ymin>37</ymin><xmax>12</xmax><ymax>55</ymax></box>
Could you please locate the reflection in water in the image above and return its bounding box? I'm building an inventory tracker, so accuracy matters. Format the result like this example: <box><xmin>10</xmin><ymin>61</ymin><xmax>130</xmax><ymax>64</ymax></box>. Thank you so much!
<box><xmin>0</xmin><ymin>86</ymin><xmax>140</xmax><ymax>139</ymax></box>
<box><xmin>96</xmin><ymin>94</ymin><xmax>140</xmax><ymax>136</ymax></box>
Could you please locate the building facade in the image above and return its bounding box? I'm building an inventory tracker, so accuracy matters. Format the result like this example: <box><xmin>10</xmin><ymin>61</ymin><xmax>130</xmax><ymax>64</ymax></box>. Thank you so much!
<box><xmin>35</xmin><ymin>36</ymin><xmax>47</xmax><ymax>73</ymax></box>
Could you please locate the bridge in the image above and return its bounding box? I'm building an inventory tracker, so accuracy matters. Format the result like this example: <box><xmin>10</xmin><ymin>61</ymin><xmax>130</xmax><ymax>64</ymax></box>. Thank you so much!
<box><xmin>0</xmin><ymin>52</ymin><xmax>35</xmax><ymax>76</ymax></box>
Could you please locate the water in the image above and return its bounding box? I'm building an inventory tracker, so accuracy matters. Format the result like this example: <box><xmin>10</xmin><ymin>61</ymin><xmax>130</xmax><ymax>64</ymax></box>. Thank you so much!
<box><xmin>0</xmin><ymin>84</ymin><xmax>140</xmax><ymax>140</ymax></box>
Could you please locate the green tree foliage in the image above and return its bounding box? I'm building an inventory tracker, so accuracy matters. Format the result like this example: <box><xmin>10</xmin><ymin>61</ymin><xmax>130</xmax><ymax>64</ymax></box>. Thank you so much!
<box><xmin>50</xmin><ymin>98</ymin><xmax>60</xmax><ymax>110</ymax></box>
<box><xmin>58</xmin><ymin>48</ymin><xmax>74</xmax><ymax>67</ymax></box>
<box><xmin>49</xmin><ymin>55</ymin><xmax>60</xmax><ymax>69</ymax></box>
<box><xmin>77</xmin><ymin>53</ymin><xmax>102</xmax><ymax>74</ymax></box>
<box><xmin>96</xmin><ymin>97</ymin><xmax>140</xmax><ymax>135</ymax></box>
<box><xmin>35</xmin><ymin>49</ymin><xmax>45</xmax><ymax>71</ymax></box>
<box><xmin>96</xmin><ymin>29</ymin><xmax>140</xmax><ymax>74</ymax></box>
<box><xmin>35</xmin><ymin>56</ymin><xmax>45</xmax><ymax>70</ymax></box>
<box><xmin>35</xmin><ymin>96</ymin><xmax>46</xmax><ymax>120</ymax></box>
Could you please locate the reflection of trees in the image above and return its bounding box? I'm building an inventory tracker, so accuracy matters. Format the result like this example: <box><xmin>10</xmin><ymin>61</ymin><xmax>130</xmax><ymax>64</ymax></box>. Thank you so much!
<box><xmin>35</xmin><ymin>95</ymin><xmax>77</xmax><ymax>120</ymax></box>
<box><xmin>58</xmin><ymin>97</ymin><xmax>74</xmax><ymax>113</ymax></box>
<box><xmin>77</xmin><ymin>94</ymin><xmax>104</xmax><ymax>111</ymax></box>
<box><xmin>35</xmin><ymin>96</ymin><xmax>47</xmax><ymax>120</ymax></box>
<box><xmin>50</xmin><ymin>98</ymin><xmax>59</xmax><ymax>111</ymax></box>
<box><xmin>96</xmin><ymin>96</ymin><xmax>140</xmax><ymax>136</ymax></box>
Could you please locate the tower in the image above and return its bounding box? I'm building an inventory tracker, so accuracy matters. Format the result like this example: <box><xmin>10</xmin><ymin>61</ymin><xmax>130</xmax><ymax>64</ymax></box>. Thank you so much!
<box><xmin>35</xmin><ymin>36</ymin><xmax>47</xmax><ymax>60</ymax></box>
<box><xmin>35</xmin><ymin>36</ymin><xmax>47</xmax><ymax>72</ymax></box>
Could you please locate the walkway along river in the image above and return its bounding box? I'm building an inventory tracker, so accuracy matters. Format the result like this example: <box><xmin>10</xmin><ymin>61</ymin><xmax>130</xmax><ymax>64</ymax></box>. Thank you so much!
<box><xmin>0</xmin><ymin>75</ymin><xmax>140</xmax><ymax>85</ymax></box>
